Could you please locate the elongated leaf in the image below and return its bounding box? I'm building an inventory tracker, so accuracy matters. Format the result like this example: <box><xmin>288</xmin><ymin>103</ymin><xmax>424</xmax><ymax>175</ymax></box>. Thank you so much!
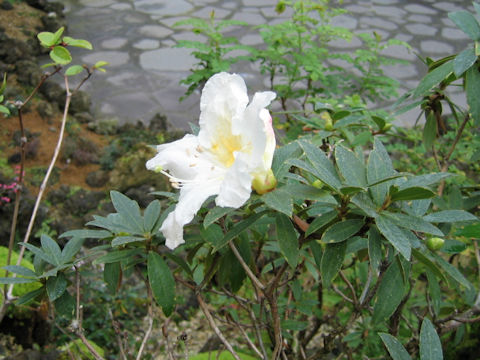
<box><xmin>367</xmin><ymin>138</ymin><xmax>395</xmax><ymax>205</ymax></box>
<box><xmin>379</xmin><ymin>333</ymin><xmax>412</xmax><ymax>360</ymax></box>
<box><xmin>61</xmin><ymin>237</ymin><xmax>84</xmax><ymax>263</ymax></box>
<box><xmin>263</xmin><ymin>187</ymin><xmax>293</xmax><ymax>216</ymax></box>
<box><xmin>298</xmin><ymin>140</ymin><xmax>342</xmax><ymax>190</ymax></box>
<box><xmin>448</xmin><ymin>10</ymin><xmax>480</xmax><ymax>41</ymax></box>
<box><xmin>93</xmin><ymin>249</ymin><xmax>143</xmax><ymax>265</ymax></box>
<box><xmin>37</xmin><ymin>31</ymin><xmax>55</xmax><ymax>46</ymax></box>
<box><xmin>60</xmin><ymin>229</ymin><xmax>112</xmax><ymax>239</ymax></box>
<box><xmin>466</xmin><ymin>65</ymin><xmax>480</xmax><ymax>126</ymax></box>
<box><xmin>420</xmin><ymin>318</ymin><xmax>443</xmax><ymax>360</ymax></box>
<box><xmin>144</xmin><ymin>200</ymin><xmax>161</xmax><ymax>233</ymax></box>
<box><xmin>20</xmin><ymin>242</ymin><xmax>55</xmax><ymax>265</ymax></box>
<box><xmin>368</xmin><ymin>227</ymin><xmax>382</xmax><ymax>271</ymax></box>
<box><xmin>306</xmin><ymin>210</ymin><xmax>338</xmax><ymax>237</ymax></box>
<box><xmin>414</xmin><ymin>60</ymin><xmax>453</xmax><ymax>97</ymax></box>
<box><xmin>214</xmin><ymin>211</ymin><xmax>268</xmax><ymax>251</ymax></box>
<box><xmin>391</xmin><ymin>187</ymin><xmax>435</xmax><ymax>202</ymax></box>
<box><xmin>2</xmin><ymin>265</ymin><xmax>37</xmax><ymax>278</ymax></box>
<box><xmin>276</xmin><ymin>213</ymin><xmax>299</xmax><ymax>269</ymax></box>
<box><xmin>65</xmin><ymin>65</ymin><xmax>84</xmax><ymax>76</ymax></box>
<box><xmin>204</xmin><ymin>206</ymin><xmax>235</xmax><ymax>228</ymax></box>
<box><xmin>110</xmin><ymin>191</ymin><xmax>144</xmax><ymax>233</ymax></box>
<box><xmin>423</xmin><ymin>210</ymin><xmax>478</xmax><ymax>223</ymax></box>
<box><xmin>320</xmin><ymin>241</ymin><xmax>346</xmax><ymax>287</ymax></box>
<box><xmin>46</xmin><ymin>273</ymin><xmax>67</xmax><ymax>301</ymax></box>
<box><xmin>453</xmin><ymin>47</ymin><xmax>477</xmax><ymax>77</ymax></box>
<box><xmin>423</xmin><ymin>112</ymin><xmax>437</xmax><ymax>150</ymax></box>
<box><xmin>0</xmin><ymin>277</ymin><xmax>38</xmax><ymax>284</ymax></box>
<box><xmin>322</xmin><ymin>219</ymin><xmax>364</xmax><ymax>244</ymax></box>
<box><xmin>383</xmin><ymin>212</ymin><xmax>443</xmax><ymax>236</ymax></box>
<box><xmin>335</xmin><ymin>145</ymin><xmax>367</xmax><ymax>187</ymax></box>
<box><xmin>63</xmin><ymin>36</ymin><xmax>93</xmax><ymax>50</ymax></box>
<box><xmin>373</xmin><ymin>259</ymin><xmax>405</xmax><ymax>324</ymax></box>
<box><xmin>50</xmin><ymin>46</ymin><xmax>72</xmax><ymax>65</ymax></box>
<box><xmin>431</xmin><ymin>252</ymin><xmax>471</xmax><ymax>288</ymax></box>
<box><xmin>148</xmin><ymin>252</ymin><xmax>175</xmax><ymax>317</ymax></box>
<box><xmin>16</xmin><ymin>287</ymin><xmax>45</xmax><ymax>306</ymax></box>
<box><xmin>0</xmin><ymin>104</ymin><xmax>9</xmax><ymax>115</ymax></box>
<box><xmin>426</xmin><ymin>269</ymin><xmax>441</xmax><ymax>315</ymax></box>
<box><xmin>376</xmin><ymin>216</ymin><xmax>411</xmax><ymax>260</ymax></box>
<box><xmin>41</xmin><ymin>234</ymin><xmax>62</xmax><ymax>266</ymax></box>
<box><xmin>111</xmin><ymin>236</ymin><xmax>145</xmax><ymax>247</ymax></box>
<box><xmin>412</xmin><ymin>249</ymin><xmax>447</xmax><ymax>282</ymax></box>
<box><xmin>104</xmin><ymin>262</ymin><xmax>121</xmax><ymax>295</ymax></box>
<box><xmin>51</xmin><ymin>27</ymin><xmax>64</xmax><ymax>44</ymax></box>
<box><xmin>398</xmin><ymin>173</ymin><xmax>452</xmax><ymax>190</ymax></box>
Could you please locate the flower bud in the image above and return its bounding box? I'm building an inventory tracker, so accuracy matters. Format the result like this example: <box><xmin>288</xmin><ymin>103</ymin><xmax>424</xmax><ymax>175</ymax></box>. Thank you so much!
<box><xmin>426</xmin><ymin>237</ymin><xmax>445</xmax><ymax>251</ymax></box>
<box><xmin>252</xmin><ymin>169</ymin><xmax>277</xmax><ymax>195</ymax></box>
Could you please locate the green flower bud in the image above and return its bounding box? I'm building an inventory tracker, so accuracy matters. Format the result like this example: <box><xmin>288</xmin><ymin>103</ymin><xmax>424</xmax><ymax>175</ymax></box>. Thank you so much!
<box><xmin>426</xmin><ymin>237</ymin><xmax>445</xmax><ymax>251</ymax></box>
<box><xmin>252</xmin><ymin>169</ymin><xmax>277</xmax><ymax>195</ymax></box>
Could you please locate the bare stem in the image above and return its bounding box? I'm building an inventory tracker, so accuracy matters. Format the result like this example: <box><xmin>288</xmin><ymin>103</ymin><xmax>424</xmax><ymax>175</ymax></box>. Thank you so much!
<box><xmin>136</xmin><ymin>284</ymin><xmax>154</xmax><ymax>360</ymax></box>
<box><xmin>229</xmin><ymin>241</ymin><xmax>265</xmax><ymax>292</ymax></box>
<box><xmin>196</xmin><ymin>293</ymin><xmax>241</xmax><ymax>360</ymax></box>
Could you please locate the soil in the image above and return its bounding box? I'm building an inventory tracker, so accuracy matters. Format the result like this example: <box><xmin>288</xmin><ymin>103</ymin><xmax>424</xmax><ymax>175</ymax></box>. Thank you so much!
<box><xmin>1</xmin><ymin>103</ymin><xmax>109</xmax><ymax>194</ymax></box>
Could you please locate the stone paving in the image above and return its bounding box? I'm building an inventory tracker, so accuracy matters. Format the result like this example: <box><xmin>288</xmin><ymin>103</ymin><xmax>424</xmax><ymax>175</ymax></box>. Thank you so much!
<box><xmin>61</xmin><ymin>0</ymin><xmax>474</xmax><ymax>128</ymax></box>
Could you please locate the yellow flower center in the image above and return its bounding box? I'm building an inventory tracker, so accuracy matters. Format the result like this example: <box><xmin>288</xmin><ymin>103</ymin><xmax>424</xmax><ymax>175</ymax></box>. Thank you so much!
<box><xmin>211</xmin><ymin>132</ymin><xmax>243</xmax><ymax>167</ymax></box>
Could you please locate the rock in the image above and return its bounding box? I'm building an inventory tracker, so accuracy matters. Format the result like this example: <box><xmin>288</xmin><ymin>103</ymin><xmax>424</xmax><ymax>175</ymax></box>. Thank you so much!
<box><xmin>0</xmin><ymin>33</ymin><xmax>33</xmax><ymax>64</ymax></box>
<box><xmin>0</xmin><ymin>1</ymin><xmax>13</xmax><ymax>10</ymax></box>
<box><xmin>15</xmin><ymin>60</ymin><xmax>43</xmax><ymax>87</ymax></box>
<box><xmin>69</xmin><ymin>90</ymin><xmax>91</xmax><ymax>114</ymax></box>
<box><xmin>36</xmin><ymin>101</ymin><xmax>56</xmax><ymax>120</ymax></box>
<box><xmin>125</xmin><ymin>184</ymin><xmax>156</xmax><ymax>208</ymax></box>
<box><xmin>64</xmin><ymin>189</ymin><xmax>105</xmax><ymax>216</ymax></box>
<box><xmin>74</xmin><ymin>111</ymin><xmax>94</xmax><ymax>124</ymax></box>
<box><xmin>86</xmin><ymin>170</ymin><xmax>109</xmax><ymax>188</ymax></box>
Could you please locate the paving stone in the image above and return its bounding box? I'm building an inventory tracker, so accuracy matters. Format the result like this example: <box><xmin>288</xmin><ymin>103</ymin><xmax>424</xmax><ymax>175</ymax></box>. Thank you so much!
<box><xmin>433</xmin><ymin>2</ymin><xmax>465</xmax><ymax>12</ymax></box>
<box><xmin>133</xmin><ymin>39</ymin><xmax>160</xmax><ymax>50</ymax></box>
<box><xmin>441</xmin><ymin>27</ymin><xmax>470</xmax><ymax>40</ymax></box>
<box><xmin>78</xmin><ymin>0</ymin><xmax>115</xmax><ymax>7</ymax></box>
<box><xmin>345</xmin><ymin>5</ymin><xmax>370</xmax><ymax>14</ymax></box>
<box><xmin>420</xmin><ymin>40</ymin><xmax>454</xmax><ymax>54</ymax></box>
<box><xmin>372</xmin><ymin>5</ymin><xmax>407</xmax><ymax>18</ymax></box>
<box><xmin>194</xmin><ymin>7</ymin><xmax>231</xmax><ymax>19</ymax></box>
<box><xmin>406</xmin><ymin>23</ymin><xmax>437</xmax><ymax>36</ymax></box>
<box><xmin>138</xmin><ymin>25</ymin><xmax>174</xmax><ymax>38</ymax></box>
<box><xmin>380</xmin><ymin>44</ymin><xmax>416</xmax><ymax>61</ymax></box>
<box><xmin>101</xmin><ymin>37</ymin><xmax>128</xmax><ymax>49</ymax></box>
<box><xmin>139</xmin><ymin>48</ymin><xmax>196</xmax><ymax>71</ymax></box>
<box><xmin>329</xmin><ymin>36</ymin><xmax>363</xmax><ymax>49</ymax></box>
<box><xmin>240</xmin><ymin>34</ymin><xmax>263</xmax><ymax>45</ymax></box>
<box><xmin>359</xmin><ymin>16</ymin><xmax>398</xmax><ymax>30</ymax></box>
<box><xmin>242</xmin><ymin>0</ymin><xmax>277</xmax><ymax>6</ymax></box>
<box><xmin>382</xmin><ymin>63</ymin><xmax>418</xmax><ymax>79</ymax></box>
<box><xmin>82</xmin><ymin>51</ymin><xmax>130</xmax><ymax>67</ymax></box>
<box><xmin>404</xmin><ymin>4</ymin><xmax>437</xmax><ymax>15</ymax></box>
<box><xmin>260</xmin><ymin>5</ymin><xmax>293</xmax><ymax>18</ymax></box>
<box><xmin>134</xmin><ymin>0</ymin><xmax>193</xmax><ymax>15</ymax></box>
<box><xmin>372</xmin><ymin>0</ymin><xmax>400</xmax><ymax>5</ymax></box>
<box><xmin>110</xmin><ymin>3</ymin><xmax>132</xmax><ymax>10</ymax></box>
<box><xmin>331</xmin><ymin>14</ymin><xmax>358</xmax><ymax>30</ymax></box>
<box><xmin>408</xmin><ymin>14</ymin><xmax>432</xmax><ymax>23</ymax></box>
<box><xmin>231</xmin><ymin>12</ymin><xmax>267</xmax><ymax>25</ymax></box>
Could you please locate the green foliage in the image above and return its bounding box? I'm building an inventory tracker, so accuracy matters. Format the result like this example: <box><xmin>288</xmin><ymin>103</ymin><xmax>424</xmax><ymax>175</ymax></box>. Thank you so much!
<box><xmin>189</xmin><ymin>351</ymin><xmax>257</xmax><ymax>360</ymax></box>
<box><xmin>59</xmin><ymin>338</ymin><xmax>105</xmax><ymax>360</ymax></box>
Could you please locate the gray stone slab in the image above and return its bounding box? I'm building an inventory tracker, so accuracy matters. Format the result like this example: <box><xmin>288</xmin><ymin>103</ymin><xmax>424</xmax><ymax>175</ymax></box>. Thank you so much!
<box><xmin>231</xmin><ymin>12</ymin><xmax>267</xmax><ymax>25</ymax></box>
<box><xmin>420</xmin><ymin>40</ymin><xmax>454</xmax><ymax>54</ymax></box>
<box><xmin>372</xmin><ymin>5</ymin><xmax>407</xmax><ymax>17</ymax></box>
<box><xmin>260</xmin><ymin>5</ymin><xmax>293</xmax><ymax>18</ymax></box>
<box><xmin>134</xmin><ymin>0</ymin><xmax>193</xmax><ymax>16</ymax></box>
<box><xmin>404</xmin><ymin>4</ymin><xmax>437</xmax><ymax>15</ymax></box>
<box><xmin>331</xmin><ymin>14</ymin><xmax>358</xmax><ymax>30</ymax></box>
<box><xmin>329</xmin><ymin>36</ymin><xmax>363</xmax><ymax>49</ymax></box>
<box><xmin>110</xmin><ymin>3</ymin><xmax>132</xmax><ymax>10</ymax></box>
<box><xmin>433</xmin><ymin>2</ymin><xmax>465</xmax><ymax>12</ymax></box>
<box><xmin>101</xmin><ymin>37</ymin><xmax>128</xmax><ymax>50</ymax></box>
<box><xmin>359</xmin><ymin>16</ymin><xmax>398</xmax><ymax>30</ymax></box>
<box><xmin>380</xmin><ymin>44</ymin><xmax>417</xmax><ymax>61</ymax></box>
<box><xmin>240</xmin><ymin>34</ymin><xmax>263</xmax><ymax>45</ymax></box>
<box><xmin>441</xmin><ymin>28</ymin><xmax>469</xmax><ymax>40</ymax></box>
<box><xmin>194</xmin><ymin>7</ymin><xmax>231</xmax><ymax>19</ymax></box>
<box><xmin>242</xmin><ymin>0</ymin><xmax>277</xmax><ymax>6</ymax></box>
<box><xmin>138</xmin><ymin>25</ymin><xmax>174</xmax><ymax>38</ymax></box>
<box><xmin>139</xmin><ymin>48</ymin><xmax>196</xmax><ymax>71</ymax></box>
<box><xmin>372</xmin><ymin>0</ymin><xmax>399</xmax><ymax>5</ymax></box>
<box><xmin>406</xmin><ymin>23</ymin><xmax>437</xmax><ymax>36</ymax></box>
<box><xmin>79</xmin><ymin>0</ymin><xmax>115</xmax><ymax>7</ymax></box>
<box><xmin>408</xmin><ymin>14</ymin><xmax>432</xmax><ymax>23</ymax></box>
<box><xmin>82</xmin><ymin>51</ymin><xmax>130</xmax><ymax>67</ymax></box>
<box><xmin>382</xmin><ymin>63</ymin><xmax>418</xmax><ymax>79</ymax></box>
<box><xmin>133</xmin><ymin>39</ymin><xmax>160</xmax><ymax>50</ymax></box>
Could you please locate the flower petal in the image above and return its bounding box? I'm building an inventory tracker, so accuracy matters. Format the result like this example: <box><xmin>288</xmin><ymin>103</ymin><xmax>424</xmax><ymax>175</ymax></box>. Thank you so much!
<box><xmin>161</xmin><ymin>181</ymin><xmax>221</xmax><ymax>249</ymax></box>
<box><xmin>198</xmin><ymin>72</ymin><xmax>248</xmax><ymax>150</ymax></box>
<box><xmin>216</xmin><ymin>153</ymin><xmax>252</xmax><ymax>208</ymax></box>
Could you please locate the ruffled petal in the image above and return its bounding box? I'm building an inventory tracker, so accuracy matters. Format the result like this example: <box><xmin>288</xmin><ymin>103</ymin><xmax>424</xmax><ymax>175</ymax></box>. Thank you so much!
<box><xmin>216</xmin><ymin>153</ymin><xmax>252</xmax><ymax>208</ymax></box>
<box><xmin>161</xmin><ymin>180</ymin><xmax>221</xmax><ymax>249</ymax></box>
<box><xmin>198</xmin><ymin>73</ymin><xmax>249</xmax><ymax>150</ymax></box>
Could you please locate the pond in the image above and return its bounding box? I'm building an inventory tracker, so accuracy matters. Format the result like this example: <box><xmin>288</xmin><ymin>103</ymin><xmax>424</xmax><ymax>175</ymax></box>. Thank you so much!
<box><xmin>60</xmin><ymin>0</ymin><xmax>472</xmax><ymax>128</ymax></box>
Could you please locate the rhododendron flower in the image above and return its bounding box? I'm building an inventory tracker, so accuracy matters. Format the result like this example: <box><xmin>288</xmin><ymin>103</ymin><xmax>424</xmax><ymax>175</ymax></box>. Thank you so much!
<box><xmin>146</xmin><ymin>72</ymin><xmax>276</xmax><ymax>249</ymax></box>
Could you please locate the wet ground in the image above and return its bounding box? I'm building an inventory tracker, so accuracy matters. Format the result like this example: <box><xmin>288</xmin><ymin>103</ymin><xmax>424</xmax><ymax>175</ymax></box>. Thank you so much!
<box><xmin>60</xmin><ymin>0</ymin><xmax>473</xmax><ymax>128</ymax></box>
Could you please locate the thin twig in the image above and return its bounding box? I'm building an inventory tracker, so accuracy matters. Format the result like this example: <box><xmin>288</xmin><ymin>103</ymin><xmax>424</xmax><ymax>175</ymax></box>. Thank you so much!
<box><xmin>196</xmin><ymin>293</ymin><xmax>241</xmax><ymax>360</ymax></box>
<box><xmin>339</xmin><ymin>271</ymin><xmax>358</xmax><ymax>305</ymax></box>
<box><xmin>108</xmin><ymin>308</ymin><xmax>128</xmax><ymax>360</ymax></box>
<box><xmin>229</xmin><ymin>241</ymin><xmax>265</xmax><ymax>292</ymax></box>
<box><xmin>136</xmin><ymin>284</ymin><xmax>154</xmax><ymax>360</ymax></box>
<box><xmin>332</xmin><ymin>284</ymin><xmax>354</xmax><ymax>303</ymax></box>
<box><xmin>359</xmin><ymin>266</ymin><xmax>373</xmax><ymax>305</ymax></box>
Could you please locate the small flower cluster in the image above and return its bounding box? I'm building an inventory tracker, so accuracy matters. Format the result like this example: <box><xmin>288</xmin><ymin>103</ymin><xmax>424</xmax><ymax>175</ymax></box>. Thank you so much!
<box><xmin>0</xmin><ymin>166</ymin><xmax>22</xmax><ymax>205</ymax></box>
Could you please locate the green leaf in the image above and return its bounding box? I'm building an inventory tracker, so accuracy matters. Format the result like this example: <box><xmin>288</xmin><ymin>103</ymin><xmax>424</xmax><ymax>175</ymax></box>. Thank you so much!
<box><xmin>456</xmin><ymin>223</ymin><xmax>480</xmax><ymax>238</ymax></box>
<box><xmin>373</xmin><ymin>259</ymin><xmax>406</xmax><ymax>324</ymax></box>
<box><xmin>93</xmin><ymin>249</ymin><xmax>143</xmax><ymax>265</ymax></box>
<box><xmin>214</xmin><ymin>211</ymin><xmax>268</xmax><ymax>251</ymax></box>
<box><xmin>413</xmin><ymin>60</ymin><xmax>453</xmax><ymax>97</ymax></box>
<box><xmin>54</xmin><ymin>291</ymin><xmax>75</xmax><ymax>317</ymax></box>
<box><xmin>0</xmin><ymin>104</ymin><xmax>9</xmax><ymax>115</ymax></box>
<box><xmin>383</xmin><ymin>212</ymin><xmax>443</xmax><ymax>236</ymax></box>
<box><xmin>16</xmin><ymin>287</ymin><xmax>45</xmax><ymax>306</ymax></box>
<box><xmin>367</xmin><ymin>138</ymin><xmax>395</xmax><ymax>205</ymax></box>
<box><xmin>306</xmin><ymin>210</ymin><xmax>338</xmax><ymax>237</ymax></box>
<box><xmin>376</xmin><ymin>216</ymin><xmax>411</xmax><ymax>260</ymax></box>
<box><xmin>335</xmin><ymin>145</ymin><xmax>367</xmax><ymax>187</ymax></box>
<box><xmin>93</xmin><ymin>60</ymin><xmax>109</xmax><ymax>72</ymax></box>
<box><xmin>423</xmin><ymin>112</ymin><xmax>437</xmax><ymax>150</ymax></box>
<box><xmin>320</xmin><ymin>241</ymin><xmax>346</xmax><ymax>287</ymax></box>
<box><xmin>368</xmin><ymin>227</ymin><xmax>382</xmax><ymax>271</ymax></box>
<box><xmin>426</xmin><ymin>269</ymin><xmax>441</xmax><ymax>315</ymax></box>
<box><xmin>20</xmin><ymin>242</ymin><xmax>55</xmax><ymax>265</ymax></box>
<box><xmin>298</xmin><ymin>140</ymin><xmax>342</xmax><ymax>190</ymax></box>
<box><xmin>391</xmin><ymin>187</ymin><xmax>436</xmax><ymax>202</ymax></box>
<box><xmin>60</xmin><ymin>229</ymin><xmax>112</xmax><ymax>239</ymax></box>
<box><xmin>448</xmin><ymin>10</ymin><xmax>480</xmax><ymax>41</ymax></box>
<box><xmin>110</xmin><ymin>190</ymin><xmax>144</xmax><ymax>233</ymax></box>
<box><xmin>466</xmin><ymin>65</ymin><xmax>480</xmax><ymax>126</ymax></box>
<box><xmin>420</xmin><ymin>318</ymin><xmax>443</xmax><ymax>360</ymax></box>
<box><xmin>41</xmin><ymin>234</ymin><xmax>62</xmax><ymax>266</ymax></box>
<box><xmin>204</xmin><ymin>206</ymin><xmax>235</xmax><ymax>228</ymax></box>
<box><xmin>453</xmin><ymin>48</ymin><xmax>477</xmax><ymax>77</ymax></box>
<box><xmin>61</xmin><ymin>237</ymin><xmax>84</xmax><ymax>263</ymax></box>
<box><xmin>148</xmin><ymin>252</ymin><xmax>175</xmax><ymax>317</ymax></box>
<box><xmin>412</xmin><ymin>249</ymin><xmax>447</xmax><ymax>283</ymax></box>
<box><xmin>111</xmin><ymin>236</ymin><xmax>145</xmax><ymax>247</ymax></box>
<box><xmin>63</xmin><ymin>36</ymin><xmax>93</xmax><ymax>50</ymax></box>
<box><xmin>65</xmin><ymin>65</ymin><xmax>84</xmax><ymax>76</ymax></box>
<box><xmin>104</xmin><ymin>262</ymin><xmax>121</xmax><ymax>295</ymax></box>
<box><xmin>52</xmin><ymin>27</ymin><xmax>65</xmax><ymax>45</ymax></box>
<box><xmin>275</xmin><ymin>213</ymin><xmax>299</xmax><ymax>269</ymax></box>
<box><xmin>379</xmin><ymin>333</ymin><xmax>412</xmax><ymax>360</ymax></box>
<box><xmin>263</xmin><ymin>188</ymin><xmax>293</xmax><ymax>216</ymax></box>
<box><xmin>49</xmin><ymin>46</ymin><xmax>72</xmax><ymax>65</ymax></box>
<box><xmin>398</xmin><ymin>173</ymin><xmax>452</xmax><ymax>190</ymax></box>
<box><xmin>37</xmin><ymin>31</ymin><xmax>55</xmax><ymax>46</ymax></box>
<box><xmin>423</xmin><ymin>210</ymin><xmax>478</xmax><ymax>223</ymax></box>
<box><xmin>2</xmin><ymin>265</ymin><xmax>37</xmax><ymax>278</ymax></box>
<box><xmin>322</xmin><ymin>219</ymin><xmax>364</xmax><ymax>244</ymax></box>
<box><xmin>46</xmin><ymin>273</ymin><xmax>67</xmax><ymax>301</ymax></box>
<box><xmin>431</xmin><ymin>252</ymin><xmax>471</xmax><ymax>288</ymax></box>
<box><xmin>0</xmin><ymin>277</ymin><xmax>37</xmax><ymax>284</ymax></box>
<box><xmin>144</xmin><ymin>200</ymin><xmax>161</xmax><ymax>233</ymax></box>
<box><xmin>0</xmin><ymin>72</ymin><xmax>7</xmax><ymax>94</ymax></box>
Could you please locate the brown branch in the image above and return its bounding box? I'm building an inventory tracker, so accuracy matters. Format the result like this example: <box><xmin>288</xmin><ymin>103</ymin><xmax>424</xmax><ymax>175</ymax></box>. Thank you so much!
<box><xmin>339</xmin><ymin>271</ymin><xmax>358</xmax><ymax>305</ymax></box>
<box><xmin>229</xmin><ymin>241</ymin><xmax>265</xmax><ymax>292</ymax></box>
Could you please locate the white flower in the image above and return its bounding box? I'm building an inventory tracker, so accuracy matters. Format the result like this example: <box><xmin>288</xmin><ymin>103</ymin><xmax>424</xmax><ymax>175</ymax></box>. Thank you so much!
<box><xmin>146</xmin><ymin>72</ymin><xmax>276</xmax><ymax>249</ymax></box>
